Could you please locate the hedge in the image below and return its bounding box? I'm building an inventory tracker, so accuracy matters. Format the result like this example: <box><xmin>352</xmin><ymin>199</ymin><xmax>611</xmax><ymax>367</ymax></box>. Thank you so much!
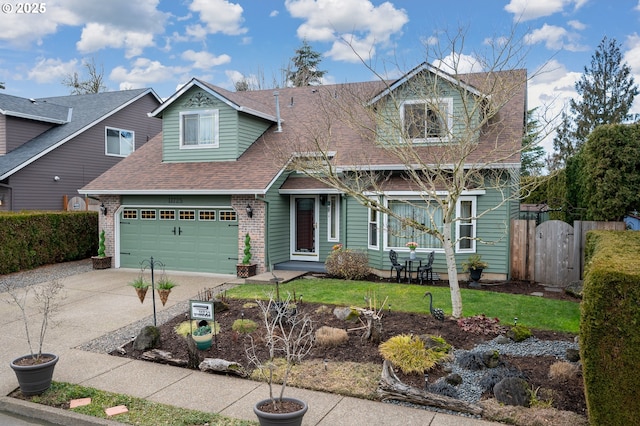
<box><xmin>0</xmin><ymin>211</ymin><xmax>98</xmax><ymax>274</ymax></box>
<box><xmin>580</xmin><ymin>230</ymin><xmax>640</xmax><ymax>425</ymax></box>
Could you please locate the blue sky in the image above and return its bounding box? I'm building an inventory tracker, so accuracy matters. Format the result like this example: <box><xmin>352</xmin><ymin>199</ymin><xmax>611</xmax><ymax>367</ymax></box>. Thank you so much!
<box><xmin>2</xmin><ymin>0</ymin><xmax>640</xmax><ymax>153</ymax></box>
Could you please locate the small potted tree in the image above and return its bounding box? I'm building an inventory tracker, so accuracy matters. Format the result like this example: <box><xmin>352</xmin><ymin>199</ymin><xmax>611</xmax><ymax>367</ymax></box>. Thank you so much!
<box><xmin>3</xmin><ymin>279</ymin><xmax>65</xmax><ymax>395</ymax></box>
<box><xmin>246</xmin><ymin>294</ymin><xmax>314</xmax><ymax>425</ymax></box>
<box><xmin>237</xmin><ymin>233</ymin><xmax>257</xmax><ymax>278</ymax></box>
<box><xmin>92</xmin><ymin>230</ymin><xmax>112</xmax><ymax>269</ymax></box>
<box><xmin>462</xmin><ymin>254</ymin><xmax>489</xmax><ymax>288</ymax></box>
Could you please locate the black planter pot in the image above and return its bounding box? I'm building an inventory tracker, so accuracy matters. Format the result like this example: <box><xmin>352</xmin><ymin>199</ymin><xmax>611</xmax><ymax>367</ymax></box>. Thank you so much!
<box><xmin>468</xmin><ymin>268</ymin><xmax>483</xmax><ymax>288</ymax></box>
<box><xmin>10</xmin><ymin>353</ymin><xmax>59</xmax><ymax>396</ymax></box>
<box><xmin>253</xmin><ymin>397</ymin><xmax>308</xmax><ymax>426</ymax></box>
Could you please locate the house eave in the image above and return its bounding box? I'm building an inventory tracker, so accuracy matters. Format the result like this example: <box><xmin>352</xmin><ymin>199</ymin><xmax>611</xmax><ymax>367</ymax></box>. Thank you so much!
<box><xmin>78</xmin><ymin>189</ymin><xmax>268</xmax><ymax>196</ymax></box>
<box><xmin>0</xmin><ymin>110</ymin><xmax>69</xmax><ymax>124</ymax></box>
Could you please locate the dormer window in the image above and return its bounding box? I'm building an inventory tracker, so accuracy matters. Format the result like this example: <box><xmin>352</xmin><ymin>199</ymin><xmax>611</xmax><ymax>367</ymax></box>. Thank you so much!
<box><xmin>105</xmin><ymin>127</ymin><xmax>134</xmax><ymax>157</ymax></box>
<box><xmin>401</xmin><ymin>98</ymin><xmax>453</xmax><ymax>143</ymax></box>
<box><xmin>180</xmin><ymin>109</ymin><xmax>219</xmax><ymax>148</ymax></box>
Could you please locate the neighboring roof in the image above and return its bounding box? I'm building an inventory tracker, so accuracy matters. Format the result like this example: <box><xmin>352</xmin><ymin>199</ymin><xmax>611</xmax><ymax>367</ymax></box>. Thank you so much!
<box><xmin>0</xmin><ymin>89</ymin><xmax>162</xmax><ymax>180</ymax></box>
<box><xmin>0</xmin><ymin>93</ymin><xmax>71</xmax><ymax>124</ymax></box>
<box><xmin>80</xmin><ymin>65</ymin><xmax>526</xmax><ymax>196</ymax></box>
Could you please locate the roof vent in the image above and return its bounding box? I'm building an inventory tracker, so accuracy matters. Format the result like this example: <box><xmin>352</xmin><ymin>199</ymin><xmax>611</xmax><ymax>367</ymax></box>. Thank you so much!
<box><xmin>273</xmin><ymin>91</ymin><xmax>282</xmax><ymax>133</ymax></box>
<box><xmin>29</xmin><ymin>98</ymin><xmax>37</xmax><ymax>104</ymax></box>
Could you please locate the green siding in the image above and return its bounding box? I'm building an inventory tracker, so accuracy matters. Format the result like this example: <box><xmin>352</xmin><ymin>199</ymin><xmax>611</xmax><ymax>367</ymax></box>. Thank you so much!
<box><xmin>264</xmin><ymin>172</ymin><xmax>292</xmax><ymax>267</ymax></box>
<box><xmin>160</xmin><ymin>87</ymin><xmax>270</xmax><ymax>163</ymax></box>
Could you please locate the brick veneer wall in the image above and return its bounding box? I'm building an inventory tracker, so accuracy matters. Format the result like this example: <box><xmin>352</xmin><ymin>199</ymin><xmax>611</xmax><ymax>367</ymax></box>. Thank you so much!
<box><xmin>232</xmin><ymin>196</ymin><xmax>266</xmax><ymax>274</ymax></box>
<box><xmin>97</xmin><ymin>195</ymin><xmax>120</xmax><ymax>259</ymax></box>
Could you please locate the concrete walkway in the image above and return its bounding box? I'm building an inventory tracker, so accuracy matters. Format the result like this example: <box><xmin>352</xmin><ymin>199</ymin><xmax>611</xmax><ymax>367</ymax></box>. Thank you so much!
<box><xmin>0</xmin><ymin>267</ymin><xmax>501</xmax><ymax>426</ymax></box>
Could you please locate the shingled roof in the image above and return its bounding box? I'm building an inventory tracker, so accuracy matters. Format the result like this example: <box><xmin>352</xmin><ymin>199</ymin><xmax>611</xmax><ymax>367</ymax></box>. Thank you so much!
<box><xmin>0</xmin><ymin>89</ymin><xmax>161</xmax><ymax>180</ymax></box>
<box><xmin>80</xmin><ymin>67</ymin><xmax>526</xmax><ymax>196</ymax></box>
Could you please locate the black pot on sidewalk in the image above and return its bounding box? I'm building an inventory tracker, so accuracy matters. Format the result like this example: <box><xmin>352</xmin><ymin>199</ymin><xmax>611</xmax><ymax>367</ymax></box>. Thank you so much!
<box><xmin>10</xmin><ymin>353</ymin><xmax>59</xmax><ymax>396</ymax></box>
<box><xmin>253</xmin><ymin>397</ymin><xmax>308</xmax><ymax>426</ymax></box>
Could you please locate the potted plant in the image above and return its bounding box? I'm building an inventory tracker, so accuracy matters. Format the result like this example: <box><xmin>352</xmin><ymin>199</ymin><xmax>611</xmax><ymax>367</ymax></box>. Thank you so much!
<box><xmin>129</xmin><ymin>274</ymin><xmax>150</xmax><ymax>304</ymax></box>
<box><xmin>3</xmin><ymin>279</ymin><xmax>64</xmax><ymax>395</ymax></box>
<box><xmin>237</xmin><ymin>233</ymin><xmax>257</xmax><ymax>278</ymax></box>
<box><xmin>191</xmin><ymin>322</ymin><xmax>213</xmax><ymax>350</ymax></box>
<box><xmin>91</xmin><ymin>230</ymin><xmax>112</xmax><ymax>269</ymax></box>
<box><xmin>462</xmin><ymin>254</ymin><xmax>489</xmax><ymax>288</ymax></box>
<box><xmin>156</xmin><ymin>275</ymin><xmax>177</xmax><ymax>306</ymax></box>
<box><xmin>405</xmin><ymin>241</ymin><xmax>418</xmax><ymax>260</ymax></box>
<box><xmin>246</xmin><ymin>294</ymin><xmax>314</xmax><ymax>425</ymax></box>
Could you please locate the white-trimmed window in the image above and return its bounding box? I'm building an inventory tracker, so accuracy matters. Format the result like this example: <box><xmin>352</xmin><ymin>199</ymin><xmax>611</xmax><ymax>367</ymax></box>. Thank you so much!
<box><xmin>401</xmin><ymin>98</ymin><xmax>453</xmax><ymax>142</ymax></box>
<box><xmin>368</xmin><ymin>201</ymin><xmax>379</xmax><ymax>249</ymax></box>
<box><xmin>180</xmin><ymin>110</ymin><xmax>219</xmax><ymax>148</ymax></box>
<box><xmin>106</xmin><ymin>127</ymin><xmax>135</xmax><ymax>157</ymax></box>
<box><xmin>384</xmin><ymin>196</ymin><xmax>476</xmax><ymax>253</ymax></box>
<box><xmin>327</xmin><ymin>195</ymin><xmax>340</xmax><ymax>242</ymax></box>
<box><xmin>456</xmin><ymin>197</ymin><xmax>476</xmax><ymax>252</ymax></box>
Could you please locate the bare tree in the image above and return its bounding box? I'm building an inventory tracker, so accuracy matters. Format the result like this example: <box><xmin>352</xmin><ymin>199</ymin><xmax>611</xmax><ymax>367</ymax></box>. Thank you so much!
<box><xmin>61</xmin><ymin>58</ymin><xmax>107</xmax><ymax>94</ymax></box>
<box><xmin>266</xmin><ymin>29</ymin><xmax>545</xmax><ymax>318</ymax></box>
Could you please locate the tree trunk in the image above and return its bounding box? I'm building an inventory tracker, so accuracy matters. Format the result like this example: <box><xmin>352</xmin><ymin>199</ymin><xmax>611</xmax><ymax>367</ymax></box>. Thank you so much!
<box><xmin>442</xmin><ymin>222</ymin><xmax>463</xmax><ymax>318</ymax></box>
<box><xmin>378</xmin><ymin>360</ymin><xmax>482</xmax><ymax>415</ymax></box>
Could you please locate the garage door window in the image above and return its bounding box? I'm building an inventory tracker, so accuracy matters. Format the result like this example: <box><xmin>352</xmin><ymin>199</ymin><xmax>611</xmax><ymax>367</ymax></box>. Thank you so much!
<box><xmin>199</xmin><ymin>210</ymin><xmax>216</xmax><ymax>221</ymax></box>
<box><xmin>180</xmin><ymin>210</ymin><xmax>196</xmax><ymax>220</ymax></box>
<box><xmin>219</xmin><ymin>210</ymin><xmax>237</xmax><ymax>221</ymax></box>
<box><xmin>141</xmin><ymin>210</ymin><xmax>156</xmax><ymax>220</ymax></box>
<box><xmin>160</xmin><ymin>210</ymin><xmax>175</xmax><ymax>220</ymax></box>
<box><xmin>123</xmin><ymin>209</ymin><xmax>137</xmax><ymax>219</ymax></box>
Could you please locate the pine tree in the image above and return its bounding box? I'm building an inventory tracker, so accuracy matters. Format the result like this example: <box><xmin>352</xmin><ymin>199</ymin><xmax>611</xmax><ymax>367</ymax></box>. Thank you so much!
<box><xmin>287</xmin><ymin>40</ymin><xmax>327</xmax><ymax>87</ymax></box>
<box><xmin>549</xmin><ymin>36</ymin><xmax>638</xmax><ymax>168</ymax></box>
<box><xmin>521</xmin><ymin>108</ymin><xmax>545</xmax><ymax>176</ymax></box>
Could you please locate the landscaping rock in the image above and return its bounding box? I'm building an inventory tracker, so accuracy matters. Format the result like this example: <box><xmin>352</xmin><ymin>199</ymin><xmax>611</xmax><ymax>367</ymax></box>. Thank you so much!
<box><xmin>199</xmin><ymin>358</ymin><xmax>248</xmax><ymax>377</ymax></box>
<box><xmin>333</xmin><ymin>306</ymin><xmax>359</xmax><ymax>321</ymax></box>
<box><xmin>481</xmin><ymin>350</ymin><xmax>501</xmax><ymax>368</ymax></box>
<box><xmin>133</xmin><ymin>325</ymin><xmax>161</xmax><ymax>350</ymax></box>
<box><xmin>445</xmin><ymin>373</ymin><xmax>463</xmax><ymax>386</ymax></box>
<box><xmin>493</xmin><ymin>377</ymin><xmax>530</xmax><ymax>407</ymax></box>
<box><xmin>566</xmin><ymin>348</ymin><xmax>580</xmax><ymax>362</ymax></box>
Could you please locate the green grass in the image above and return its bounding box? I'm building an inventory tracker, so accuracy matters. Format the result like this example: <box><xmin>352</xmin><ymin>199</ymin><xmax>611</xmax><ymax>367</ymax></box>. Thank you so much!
<box><xmin>27</xmin><ymin>382</ymin><xmax>256</xmax><ymax>425</ymax></box>
<box><xmin>226</xmin><ymin>279</ymin><xmax>580</xmax><ymax>333</ymax></box>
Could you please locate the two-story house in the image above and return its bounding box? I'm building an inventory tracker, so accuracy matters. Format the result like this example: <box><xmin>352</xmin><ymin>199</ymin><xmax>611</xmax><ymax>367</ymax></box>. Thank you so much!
<box><xmin>0</xmin><ymin>89</ymin><xmax>162</xmax><ymax>211</ymax></box>
<box><xmin>79</xmin><ymin>63</ymin><xmax>526</xmax><ymax>279</ymax></box>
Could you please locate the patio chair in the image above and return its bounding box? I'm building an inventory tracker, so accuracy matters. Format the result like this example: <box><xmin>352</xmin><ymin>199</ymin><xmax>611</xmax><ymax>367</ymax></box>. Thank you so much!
<box><xmin>389</xmin><ymin>249</ymin><xmax>405</xmax><ymax>282</ymax></box>
<box><xmin>417</xmin><ymin>251</ymin><xmax>435</xmax><ymax>285</ymax></box>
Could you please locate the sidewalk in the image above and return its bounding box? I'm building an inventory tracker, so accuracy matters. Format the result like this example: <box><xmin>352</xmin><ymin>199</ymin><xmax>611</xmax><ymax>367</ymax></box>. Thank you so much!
<box><xmin>0</xmin><ymin>266</ymin><xmax>501</xmax><ymax>426</ymax></box>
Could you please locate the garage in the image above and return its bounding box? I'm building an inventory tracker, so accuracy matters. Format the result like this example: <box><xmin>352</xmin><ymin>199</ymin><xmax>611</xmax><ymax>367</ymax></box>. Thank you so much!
<box><xmin>119</xmin><ymin>207</ymin><xmax>238</xmax><ymax>274</ymax></box>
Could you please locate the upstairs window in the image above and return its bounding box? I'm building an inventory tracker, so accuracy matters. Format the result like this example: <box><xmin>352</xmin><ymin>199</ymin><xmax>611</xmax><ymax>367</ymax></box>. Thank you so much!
<box><xmin>401</xmin><ymin>99</ymin><xmax>452</xmax><ymax>142</ymax></box>
<box><xmin>180</xmin><ymin>110</ymin><xmax>218</xmax><ymax>148</ymax></box>
<box><xmin>106</xmin><ymin>127</ymin><xmax>134</xmax><ymax>157</ymax></box>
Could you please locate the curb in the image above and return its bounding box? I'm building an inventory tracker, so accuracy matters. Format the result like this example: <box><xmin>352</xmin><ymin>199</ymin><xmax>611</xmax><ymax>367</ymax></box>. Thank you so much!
<box><xmin>0</xmin><ymin>396</ymin><xmax>122</xmax><ymax>426</ymax></box>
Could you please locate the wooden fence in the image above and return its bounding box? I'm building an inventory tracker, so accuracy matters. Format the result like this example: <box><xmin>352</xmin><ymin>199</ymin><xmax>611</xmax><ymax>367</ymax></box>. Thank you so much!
<box><xmin>510</xmin><ymin>219</ymin><xmax>626</xmax><ymax>286</ymax></box>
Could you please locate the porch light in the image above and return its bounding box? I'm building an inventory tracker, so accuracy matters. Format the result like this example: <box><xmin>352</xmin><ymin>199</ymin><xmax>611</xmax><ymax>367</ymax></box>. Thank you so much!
<box><xmin>246</xmin><ymin>204</ymin><xmax>253</xmax><ymax>218</ymax></box>
<box><xmin>100</xmin><ymin>203</ymin><xmax>107</xmax><ymax>216</ymax></box>
<box><xmin>0</xmin><ymin>194</ymin><xmax>3</xmax><ymax>206</ymax></box>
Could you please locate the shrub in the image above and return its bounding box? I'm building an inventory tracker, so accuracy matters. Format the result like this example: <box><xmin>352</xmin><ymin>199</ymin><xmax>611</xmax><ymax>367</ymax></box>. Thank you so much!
<box><xmin>457</xmin><ymin>314</ymin><xmax>505</xmax><ymax>335</ymax></box>
<box><xmin>174</xmin><ymin>320</ymin><xmax>220</xmax><ymax>337</ymax></box>
<box><xmin>378</xmin><ymin>334</ymin><xmax>450</xmax><ymax>374</ymax></box>
<box><xmin>232</xmin><ymin>318</ymin><xmax>258</xmax><ymax>334</ymax></box>
<box><xmin>548</xmin><ymin>361</ymin><xmax>579</xmax><ymax>382</ymax></box>
<box><xmin>315</xmin><ymin>326</ymin><xmax>349</xmax><ymax>347</ymax></box>
<box><xmin>325</xmin><ymin>247</ymin><xmax>370</xmax><ymax>280</ymax></box>
<box><xmin>507</xmin><ymin>324</ymin><xmax>532</xmax><ymax>342</ymax></box>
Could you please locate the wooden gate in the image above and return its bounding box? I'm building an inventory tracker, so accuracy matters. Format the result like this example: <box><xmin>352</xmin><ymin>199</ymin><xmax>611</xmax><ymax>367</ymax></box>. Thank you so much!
<box><xmin>510</xmin><ymin>219</ymin><xmax>626</xmax><ymax>286</ymax></box>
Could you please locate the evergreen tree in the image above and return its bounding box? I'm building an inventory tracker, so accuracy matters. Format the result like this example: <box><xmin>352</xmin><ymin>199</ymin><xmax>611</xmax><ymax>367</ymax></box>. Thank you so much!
<box><xmin>287</xmin><ymin>40</ymin><xmax>327</xmax><ymax>87</ymax></box>
<box><xmin>550</xmin><ymin>36</ymin><xmax>638</xmax><ymax>168</ymax></box>
<box><xmin>0</xmin><ymin>82</ymin><xmax>5</xmax><ymax>90</ymax></box>
<box><xmin>521</xmin><ymin>108</ymin><xmax>545</xmax><ymax>176</ymax></box>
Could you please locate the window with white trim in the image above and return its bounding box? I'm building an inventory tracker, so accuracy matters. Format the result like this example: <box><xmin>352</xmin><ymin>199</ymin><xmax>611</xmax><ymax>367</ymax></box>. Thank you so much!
<box><xmin>180</xmin><ymin>110</ymin><xmax>219</xmax><ymax>148</ymax></box>
<box><xmin>327</xmin><ymin>195</ymin><xmax>340</xmax><ymax>242</ymax></box>
<box><xmin>368</xmin><ymin>202</ymin><xmax>379</xmax><ymax>249</ymax></box>
<box><xmin>384</xmin><ymin>196</ymin><xmax>476</xmax><ymax>253</ymax></box>
<box><xmin>401</xmin><ymin>98</ymin><xmax>453</xmax><ymax>142</ymax></box>
<box><xmin>106</xmin><ymin>127</ymin><xmax>135</xmax><ymax>157</ymax></box>
<box><xmin>456</xmin><ymin>197</ymin><xmax>476</xmax><ymax>252</ymax></box>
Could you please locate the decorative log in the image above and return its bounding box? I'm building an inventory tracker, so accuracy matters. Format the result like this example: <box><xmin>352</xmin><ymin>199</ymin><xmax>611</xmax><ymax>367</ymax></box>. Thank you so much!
<box><xmin>141</xmin><ymin>349</ymin><xmax>188</xmax><ymax>367</ymax></box>
<box><xmin>199</xmin><ymin>358</ymin><xmax>248</xmax><ymax>377</ymax></box>
<box><xmin>378</xmin><ymin>360</ymin><xmax>483</xmax><ymax>416</ymax></box>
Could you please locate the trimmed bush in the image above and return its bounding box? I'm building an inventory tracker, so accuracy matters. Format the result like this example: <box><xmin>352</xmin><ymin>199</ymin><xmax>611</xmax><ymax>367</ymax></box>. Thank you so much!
<box><xmin>325</xmin><ymin>247</ymin><xmax>370</xmax><ymax>280</ymax></box>
<box><xmin>0</xmin><ymin>211</ymin><xmax>97</xmax><ymax>274</ymax></box>
<box><xmin>315</xmin><ymin>326</ymin><xmax>349</xmax><ymax>347</ymax></box>
<box><xmin>231</xmin><ymin>318</ymin><xmax>258</xmax><ymax>334</ymax></box>
<box><xmin>378</xmin><ymin>334</ymin><xmax>451</xmax><ymax>374</ymax></box>
<box><xmin>507</xmin><ymin>325</ymin><xmax>532</xmax><ymax>342</ymax></box>
<box><xmin>580</xmin><ymin>230</ymin><xmax>640</xmax><ymax>425</ymax></box>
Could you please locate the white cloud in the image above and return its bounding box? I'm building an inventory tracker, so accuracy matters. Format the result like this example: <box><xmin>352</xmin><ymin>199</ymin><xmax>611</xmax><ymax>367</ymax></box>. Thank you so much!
<box><xmin>325</xmin><ymin>34</ymin><xmax>376</xmax><ymax>63</ymax></box>
<box><xmin>504</xmin><ymin>0</ymin><xmax>585</xmax><ymax>21</ymax></box>
<box><xmin>188</xmin><ymin>0</ymin><xmax>247</xmax><ymax>36</ymax></box>
<box><xmin>181</xmin><ymin>50</ymin><xmax>231</xmax><ymax>69</ymax></box>
<box><xmin>270</xmin><ymin>10</ymin><xmax>279</xmax><ymax>17</ymax></box>
<box><xmin>77</xmin><ymin>23</ymin><xmax>155</xmax><ymax>58</ymax></box>
<box><xmin>525</xmin><ymin>24</ymin><xmax>588</xmax><ymax>52</ymax></box>
<box><xmin>567</xmin><ymin>20</ymin><xmax>586</xmax><ymax>31</ymax></box>
<box><xmin>27</xmin><ymin>58</ymin><xmax>78</xmax><ymax>83</ymax></box>
<box><xmin>109</xmin><ymin>58</ymin><xmax>187</xmax><ymax>90</ymax></box>
<box><xmin>623</xmin><ymin>33</ymin><xmax>640</xmax><ymax>115</ymax></box>
<box><xmin>433</xmin><ymin>53</ymin><xmax>481</xmax><ymax>74</ymax></box>
<box><xmin>285</xmin><ymin>0</ymin><xmax>408</xmax><ymax>61</ymax></box>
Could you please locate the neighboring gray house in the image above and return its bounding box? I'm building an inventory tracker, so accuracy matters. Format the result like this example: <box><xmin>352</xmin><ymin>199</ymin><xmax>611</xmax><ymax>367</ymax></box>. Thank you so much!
<box><xmin>0</xmin><ymin>89</ymin><xmax>162</xmax><ymax>211</ymax></box>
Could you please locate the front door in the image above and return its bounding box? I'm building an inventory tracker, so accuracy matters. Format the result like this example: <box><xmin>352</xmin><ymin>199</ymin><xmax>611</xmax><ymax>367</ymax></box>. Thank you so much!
<box><xmin>291</xmin><ymin>196</ymin><xmax>319</xmax><ymax>261</ymax></box>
